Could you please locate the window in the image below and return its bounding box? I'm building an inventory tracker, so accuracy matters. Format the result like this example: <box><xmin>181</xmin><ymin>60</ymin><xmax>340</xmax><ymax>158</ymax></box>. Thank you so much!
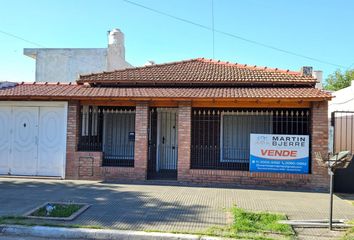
<box><xmin>190</xmin><ymin>108</ymin><xmax>310</xmax><ymax>171</ymax></box>
<box><xmin>221</xmin><ymin>111</ymin><xmax>272</xmax><ymax>163</ymax></box>
<box><xmin>78</xmin><ymin>105</ymin><xmax>136</xmax><ymax>167</ymax></box>
<box><xmin>81</xmin><ymin>106</ymin><xmax>98</xmax><ymax>136</ymax></box>
<box><xmin>78</xmin><ymin>105</ymin><xmax>102</xmax><ymax>151</ymax></box>
<box><xmin>102</xmin><ymin>108</ymin><xmax>135</xmax><ymax>166</ymax></box>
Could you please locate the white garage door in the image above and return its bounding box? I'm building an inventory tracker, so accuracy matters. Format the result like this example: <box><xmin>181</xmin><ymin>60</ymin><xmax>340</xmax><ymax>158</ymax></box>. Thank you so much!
<box><xmin>0</xmin><ymin>107</ymin><xmax>11</xmax><ymax>174</ymax></box>
<box><xmin>11</xmin><ymin>107</ymin><xmax>39</xmax><ymax>175</ymax></box>
<box><xmin>0</xmin><ymin>104</ymin><xmax>67</xmax><ymax>177</ymax></box>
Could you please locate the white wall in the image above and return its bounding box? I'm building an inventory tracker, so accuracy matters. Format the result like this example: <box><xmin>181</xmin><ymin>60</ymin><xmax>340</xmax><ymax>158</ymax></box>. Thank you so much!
<box><xmin>328</xmin><ymin>80</ymin><xmax>354</xmax><ymax>114</ymax></box>
<box><xmin>24</xmin><ymin>48</ymin><xmax>107</xmax><ymax>83</ymax></box>
<box><xmin>24</xmin><ymin>29</ymin><xmax>132</xmax><ymax>83</ymax></box>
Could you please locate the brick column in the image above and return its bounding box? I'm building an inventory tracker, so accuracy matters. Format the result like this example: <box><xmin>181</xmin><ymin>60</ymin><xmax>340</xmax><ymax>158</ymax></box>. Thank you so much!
<box><xmin>134</xmin><ymin>102</ymin><xmax>149</xmax><ymax>180</ymax></box>
<box><xmin>177</xmin><ymin>102</ymin><xmax>192</xmax><ymax>181</ymax></box>
<box><xmin>65</xmin><ymin>100</ymin><xmax>80</xmax><ymax>179</ymax></box>
<box><xmin>311</xmin><ymin>101</ymin><xmax>330</xmax><ymax>189</ymax></box>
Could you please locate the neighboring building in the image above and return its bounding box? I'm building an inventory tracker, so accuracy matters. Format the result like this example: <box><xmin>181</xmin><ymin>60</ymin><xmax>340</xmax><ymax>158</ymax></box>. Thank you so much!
<box><xmin>23</xmin><ymin>29</ymin><xmax>132</xmax><ymax>83</ymax></box>
<box><xmin>328</xmin><ymin>80</ymin><xmax>354</xmax><ymax>153</ymax></box>
<box><xmin>329</xmin><ymin>80</ymin><xmax>354</xmax><ymax>112</ymax></box>
<box><xmin>328</xmin><ymin>80</ymin><xmax>354</xmax><ymax>193</ymax></box>
<box><xmin>0</xmin><ymin>58</ymin><xmax>332</xmax><ymax>190</ymax></box>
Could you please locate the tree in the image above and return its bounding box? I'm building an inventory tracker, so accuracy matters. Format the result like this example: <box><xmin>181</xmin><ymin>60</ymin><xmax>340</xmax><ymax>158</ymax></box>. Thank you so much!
<box><xmin>324</xmin><ymin>69</ymin><xmax>354</xmax><ymax>91</ymax></box>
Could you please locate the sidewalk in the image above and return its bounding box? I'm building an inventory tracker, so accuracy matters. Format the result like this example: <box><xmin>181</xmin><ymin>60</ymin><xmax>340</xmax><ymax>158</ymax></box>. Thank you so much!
<box><xmin>1</xmin><ymin>177</ymin><xmax>354</xmax><ymax>238</ymax></box>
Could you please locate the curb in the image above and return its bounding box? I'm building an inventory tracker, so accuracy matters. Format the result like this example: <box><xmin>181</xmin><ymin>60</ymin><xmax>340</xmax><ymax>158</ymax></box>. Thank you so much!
<box><xmin>0</xmin><ymin>225</ymin><xmax>222</xmax><ymax>240</ymax></box>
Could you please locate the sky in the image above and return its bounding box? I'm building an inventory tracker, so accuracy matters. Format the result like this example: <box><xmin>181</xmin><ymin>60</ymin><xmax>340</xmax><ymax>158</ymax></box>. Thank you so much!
<box><xmin>0</xmin><ymin>0</ymin><xmax>353</xmax><ymax>82</ymax></box>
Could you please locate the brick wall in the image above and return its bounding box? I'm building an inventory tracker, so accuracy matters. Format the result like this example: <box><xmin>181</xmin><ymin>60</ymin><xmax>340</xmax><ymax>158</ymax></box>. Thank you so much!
<box><xmin>309</xmin><ymin>101</ymin><xmax>330</xmax><ymax>189</ymax></box>
<box><xmin>132</xmin><ymin>102</ymin><xmax>149</xmax><ymax>180</ymax></box>
<box><xmin>65</xmin><ymin>101</ymin><xmax>80</xmax><ymax>179</ymax></box>
<box><xmin>77</xmin><ymin>151</ymin><xmax>102</xmax><ymax>180</ymax></box>
<box><xmin>177</xmin><ymin>102</ymin><xmax>192</xmax><ymax>181</ymax></box>
<box><xmin>65</xmin><ymin>101</ymin><xmax>149</xmax><ymax>181</ymax></box>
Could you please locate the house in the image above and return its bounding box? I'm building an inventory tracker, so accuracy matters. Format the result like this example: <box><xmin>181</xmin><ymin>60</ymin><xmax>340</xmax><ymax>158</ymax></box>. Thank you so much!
<box><xmin>0</xmin><ymin>58</ymin><xmax>332</xmax><ymax>190</ymax></box>
<box><xmin>23</xmin><ymin>28</ymin><xmax>132</xmax><ymax>83</ymax></box>
<box><xmin>328</xmin><ymin>80</ymin><xmax>354</xmax><ymax>193</ymax></box>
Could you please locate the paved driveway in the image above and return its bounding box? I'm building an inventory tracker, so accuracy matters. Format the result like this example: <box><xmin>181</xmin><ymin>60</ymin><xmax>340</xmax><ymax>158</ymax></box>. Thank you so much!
<box><xmin>1</xmin><ymin>178</ymin><xmax>354</xmax><ymax>233</ymax></box>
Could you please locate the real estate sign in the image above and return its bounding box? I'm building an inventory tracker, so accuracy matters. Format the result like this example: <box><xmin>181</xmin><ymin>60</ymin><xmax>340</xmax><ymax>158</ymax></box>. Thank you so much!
<box><xmin>249</xmin><ymin>134</ymin><xmax>309</xmax><ymax>174</ymax></box>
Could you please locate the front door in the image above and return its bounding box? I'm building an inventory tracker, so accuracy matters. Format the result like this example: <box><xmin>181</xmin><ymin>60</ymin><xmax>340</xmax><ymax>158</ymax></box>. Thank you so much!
<box><xmin>149</xmin><ymin>108</ymin><xmax>178</xmax><ymax>179</ymax></box>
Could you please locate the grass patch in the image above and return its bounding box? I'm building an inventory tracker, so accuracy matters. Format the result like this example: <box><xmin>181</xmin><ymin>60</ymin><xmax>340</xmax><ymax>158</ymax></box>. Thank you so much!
<box><xmin>342</xmin><ymin>219</ymin><xmax>354</xmax><ymax>240</ymax></box>
<box><xmin>30</xmin><ymin>203</ymin><xmax>82</xmax><ymax>218</ymax></box>
<box><xmin>342</xmin><ymin>228</ymin><xmax>354</xmax><ymax>240</ymax></box>
<box><xmin>0</xmin><ymin>206</ymin><xmax>294</xmax><ymax>240</ymax></box>
<box><xmin>204</xmin><ymin>206</ymin><xmax>294</xmax><ymax>240</ymax></box>
<box><xmin>231</xmin><ymin>207</ymin><xmax>293</xmax><ymax>234</ymax></box>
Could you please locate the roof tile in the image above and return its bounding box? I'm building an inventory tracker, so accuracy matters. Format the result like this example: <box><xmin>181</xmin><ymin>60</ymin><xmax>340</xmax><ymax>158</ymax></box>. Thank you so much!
<box><xmin>0</xmin><ymin>83</ymin><xmax>331</xmax><ymax>100</ymax></box>
<box><xmin>77</xmin><ymin>58</ymin><xmax>316</xmax><ymax>85</ymax></box>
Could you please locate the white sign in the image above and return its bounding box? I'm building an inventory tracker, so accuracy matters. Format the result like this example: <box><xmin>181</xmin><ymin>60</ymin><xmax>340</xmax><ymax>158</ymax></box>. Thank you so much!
<box><xmin>250</xmin><ymin>134</ymin><xmax>310</xmax><ymax>174</ymax></box>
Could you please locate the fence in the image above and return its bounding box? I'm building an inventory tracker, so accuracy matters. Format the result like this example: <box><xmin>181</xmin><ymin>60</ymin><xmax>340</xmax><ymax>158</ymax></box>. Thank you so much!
<box><xmin>191</xmin><ymin>108</ymin><xmax>311</xmax><ymax>171</ymax></box>
<box><xmin>331</xmin><ymin>111</ymin><xmax>354</xmax><ymax>153</ymax></box>
<box><xmin>331</xmin><ymin>111</ymin><xmax>354</xmax><ymax>193</ymax></box>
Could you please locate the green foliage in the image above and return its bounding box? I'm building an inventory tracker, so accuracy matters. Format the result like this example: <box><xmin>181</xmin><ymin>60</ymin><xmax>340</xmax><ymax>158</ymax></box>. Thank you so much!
<box><xmin>205</xmin><ymin>206</ymin><xmax>294</xmax><ymax>239</ymax></box>
<box><xmin>342</xmin><ymin>226</ymin><xmax>354</xmax><ymax>240</ymax></box>
<box><xmin>324</xmin><ymin>69</ymin><xmax>354</xmax><ymax>91</ymax></box>
<box><xmin>31</xmin><ymin>204</ymin><xmax>82</xmax><ymax>218</ymax></box>
<box><xmin>231</xmin><ymin>207</ymin><xmax>293</xmax><ymax>235</ymax></box>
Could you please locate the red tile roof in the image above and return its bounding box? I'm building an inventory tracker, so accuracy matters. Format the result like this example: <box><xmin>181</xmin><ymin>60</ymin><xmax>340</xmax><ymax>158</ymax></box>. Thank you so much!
<box><xmin>77</xmin><ymin>58</ymin><xmax>317</xmax><ymax>86</ymax></box>
<box><xmin>0</xmin><ymin>82</ymin><xmax>331</xmax><ymax>100</ymax></box>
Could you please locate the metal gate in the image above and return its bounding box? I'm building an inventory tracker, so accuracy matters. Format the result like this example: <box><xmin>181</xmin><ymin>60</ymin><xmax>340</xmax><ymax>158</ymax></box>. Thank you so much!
<box><xmin>148</xmin><ymin>108</ymin><xmax>178</xmax><ymax>180</ymax></box>
<box><xmin>331</xmin><ymin>111</ymin><xmax>354</xmax><ymax>193</ymax></box>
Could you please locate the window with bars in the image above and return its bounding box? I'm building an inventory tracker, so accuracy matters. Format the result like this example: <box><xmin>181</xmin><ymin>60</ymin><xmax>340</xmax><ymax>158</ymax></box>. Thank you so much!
<box><xmin>78</xmin><ymin>106</ymin><xmax>103</xmax><ymax>151</ymax></box>
<box><xmin>191</xmin><ymin>108</ymin><xmax>311</xmax><ymax>171</ymax></box>
<box><xmin>78</xmin><ymin>105</ymin><xmax>136</xmax><ymax>167</ymax></box>
<box><xmin>102</xmin><ymin>108</ymin><xmax>136</xmax><ymax>167</ymax></box>
<box><xmin>221</xmin><ymin>112</ymin><xmax>272</xmax><ymax>163</ymax></box>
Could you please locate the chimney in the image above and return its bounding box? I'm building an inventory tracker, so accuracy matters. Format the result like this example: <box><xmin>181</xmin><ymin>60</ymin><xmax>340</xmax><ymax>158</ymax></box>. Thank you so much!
<box><xmin>107</xmin><ymin>28</ymin><xmax>126</xmax><ymax>71</ymax></box>
<box><xmin>300</xmin><ymin>66</ymin><xmax>313</xmax><ymax>77</ymax></box>
<box><xmin>144</xmin><ymin>60</ymin><xmax>155</xmax><ymax>66</ymax></box>
<box><xmin>312</xmin><ymin>70</ymin><xmax>323</xmax><ymax>89</ymax></box>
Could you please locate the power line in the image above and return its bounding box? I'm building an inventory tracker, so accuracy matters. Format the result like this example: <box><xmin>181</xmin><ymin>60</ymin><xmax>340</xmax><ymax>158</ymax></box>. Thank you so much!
<box><xmin>0</xmin><ymin>30</ymin><xmax>46</xmax><ymax>48</ymax></box>
<box><xmin>0</xmin><ymin>29</ymin><xmax>111</xmax><ymax>80</ymax></box>
<box><xmin>347</xmin><ymin>62</ymin><xmax>354</xmax><ymax>70</ymax></box>
<box><xmin>0</xmin><ymin>29</ymin><xmax>103</xmax><ymax>68</ymax></box>
<box><xmin>122</xmin><ymin>0</ymin><xmax>347</xmax><ymax>68</ymax></box>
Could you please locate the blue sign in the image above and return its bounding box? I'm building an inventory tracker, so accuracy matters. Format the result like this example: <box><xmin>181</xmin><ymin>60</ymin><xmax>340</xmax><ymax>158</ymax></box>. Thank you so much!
<box><xmin>249</xmin><ymin>134</ymin><xmax>309</xmax><ymax>174</ymax></box>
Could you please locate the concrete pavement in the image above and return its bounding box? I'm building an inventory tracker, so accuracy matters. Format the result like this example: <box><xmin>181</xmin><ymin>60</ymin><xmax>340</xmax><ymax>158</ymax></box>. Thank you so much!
<box><xmin>0</xmin><ymin>177</ymin><xmax>354</xmax><ymax>236</ymax></box>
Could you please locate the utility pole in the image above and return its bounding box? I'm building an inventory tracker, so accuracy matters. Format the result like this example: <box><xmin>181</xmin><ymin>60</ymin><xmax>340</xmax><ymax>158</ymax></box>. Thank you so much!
<box><xmin>329</xmin><ymin>169</ymin><xmax>334</xmax><ymax>230</ymax></box>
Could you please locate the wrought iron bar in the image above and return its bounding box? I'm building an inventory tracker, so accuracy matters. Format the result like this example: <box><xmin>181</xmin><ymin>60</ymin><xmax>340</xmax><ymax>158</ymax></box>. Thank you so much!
<box><xmin>191</xmin><ymin>108</ymin><xmax>311</xmax><ymax>171</ymax></box>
